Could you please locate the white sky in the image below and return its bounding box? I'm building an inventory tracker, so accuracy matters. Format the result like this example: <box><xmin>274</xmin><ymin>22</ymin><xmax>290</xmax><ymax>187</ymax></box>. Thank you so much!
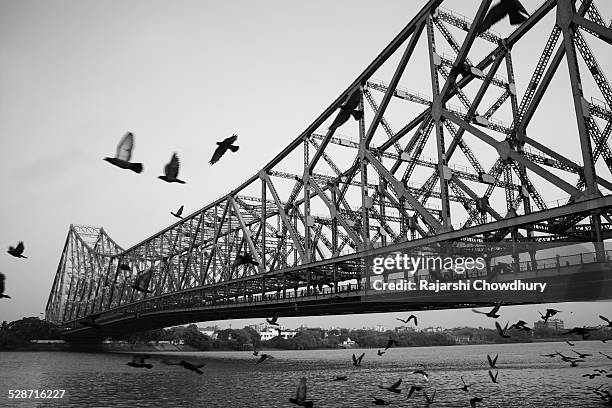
<box><xmin>1</xmin><ymin>0</ymin><xmax>611</xmax><ymax>329</ymax></box>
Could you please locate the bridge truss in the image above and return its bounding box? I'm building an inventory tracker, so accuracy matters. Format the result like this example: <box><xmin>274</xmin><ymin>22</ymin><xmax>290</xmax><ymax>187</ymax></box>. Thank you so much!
<box><xmin>47</xmin><ymin>0</ymin><xmax>612</xmax><ymax>329</ymax></box>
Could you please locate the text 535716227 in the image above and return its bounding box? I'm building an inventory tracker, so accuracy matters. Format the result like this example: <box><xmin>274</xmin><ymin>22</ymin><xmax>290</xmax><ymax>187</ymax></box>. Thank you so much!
<box><xmin>8</xmin><ymin>390</ymin><xmax>65</xmax><ymax>399</ymax></box>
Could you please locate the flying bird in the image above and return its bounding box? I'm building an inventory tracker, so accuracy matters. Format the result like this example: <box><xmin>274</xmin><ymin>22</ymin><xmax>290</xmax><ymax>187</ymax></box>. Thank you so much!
<box><xmin>377</xmin><ymin>349</ymin><xmax>385</xmax><ymax>356</ymax></box>
<box><xmin>171</xmin><ymin>205</ymin><xmax>184</xmax><ymax>219</ymax></box>
<box><xmin>397</xmin><ymin>314</ymin><xmax>418</xmax><ymax>325</ymax></box>
<box><xmin>487</xmin><ymin>354</ymin><xmax>499</xmax><ymax>368</ymax></box>
<box><xmin>470</xmin><ymin>396</ymin><xmax>484</xmax><ymax>408</ymax></box>
<box><xmin>600</xmin><ymin>315</ymin><xmax>612</xmax><ymax>327</ymax></box>
<box><xmin>599</xmin><ymin>352</ymin><xmax>612</xmax><ymax>360</ymax></box>
<box><xmin>232</xmin><ymin>253</ymin><xmax>259</xmax><ymax>269</ymax></box>
<box><xmin>126</xmin><ymin>355</ymin><xmax>153</xmax><ymax>369</ymax></box>
<box><xmin>571</xmin><ymin>350</ymin><xmax>592</xmax><ymax>359</ymax></box>
<box><xmin>266</xmin><ymin>315</ymin><xmax>279</xmax><ymax>326</ymax></box>
<box><xmin>563</xmin><ymin>327</ymin><xmax>595</xmax><ymax>340</ymax></box>
<box><xmin>253</xmin><ymin>349</ymin><xmax>259</xmax><ymax>356</ymax></box>
<box><xmin>210</xmin><ymin>134</ymin><xmax>239</xmax><ymax>165</ymax></box>
<box><xmin>582</xmin><ymin>373</ymin><xmax>600</xmax><ymax>379</ymax></box>
<box><xmin>162</xmin><ymin>359</ymin><xmax>205</xmax><ymax>374</ymax></box>
<box><xmin>352</xmin><ymin>353</ymin><xmax>365</xmax><ymax>367</ymax></box>
<box><xmin>472</xmin><ymin>301</ymin><xmax>502</xmax><ymax>318</ymax></box>
<box><xmin>423</xmin><ymin>390</ymin><xmax>436</xmax><ymax>405</ymax></box>
<box><xmin>541</xmin><ymin>353</ymin><xmax>557</xmax><ymax>358</ymax></box>
<box><xmin>565</xmin><ymin>340</ymin><xmax>575</xmax><ymax>347</ymax></box>
<box><xmin>333</xmin><ymin>376</ymin><xmax>348</xmax><ymax>381</ymax></box>
<box><xmin>329</xmin><ymin>89</ymin><xmax>363</xmax><ymax>130</ymax></box>
<box><xmin>495</xmin><ymin>321</ymin><xmax>511</xmax><ymax>338</ymax></box>
<box><xmin>568</xmin><ymin>359</ymin><xmax>584</xmax><ymax>367</ymax></box>
<box><xmin>384</xmin><ymin>338</ymin><xmax>397</xmax><ymax>351</ymax></box>
<box><xmin>406</xmin><ymin>385</ymin><xmax>423</xmax><ymax>399</ymax></box>
<box><xmin>289</xmin><ymin>378</ymin><xmax>313</xmax><ymax>407</ymax></box>
<box><xmin>0</xmin><ymin>273</ymin><xmax>10</xmax><ymax>299</ymax></box>
<box><xmin>256</xmin><ymin>354</ymin><xmax>273</xmax><ymax>365</ymax></box>
<box><xmin>539</xmin><ymin>308</ymin><xmax>561</xmax><ymax>324</ymax></box>
<box><xmin>488</xmin><ymin>370</ymin><xmax>499</xmax><ymax>383</ymax></box>
<box><xmin>7</xmin><ymin>242</ymin><xmax>27</xmax><ymax>259</ymax></box>
<box><xmin>372</xmin><ymin>397</ymin><xmax>390</xmax><ymax>405</ymax></box>
<box><xmin>477</xmin><ymin>0</ymin><xmax>530</xmax><ymax>35</ymax></box>
<box><xmin>158</xmin><ymin>153</ymin><xmax>185</xmax><ymax>184</ymax></box>
<box><xmin>131</xmin><ymin>269</ymin><xmax>153</xmax><ymax>293</ymax></box>
<box><xmin>103</xmin><ymin>132</ymin><xmax>143</xmax><ymax>173</ymax></box>
<box><xmin>378</xmin><ymin>378</ymin><xmax>402</xmax><ymax>394</ymax></box>
<box><xmin>412</xmin><ymin>369</ymin><xmax>429</xmax><ymax>381</ymax></box>
<box><xmin>459</xmin><ymin>376</ymin><xmax>476</xmax><ymax>392</ymax></box>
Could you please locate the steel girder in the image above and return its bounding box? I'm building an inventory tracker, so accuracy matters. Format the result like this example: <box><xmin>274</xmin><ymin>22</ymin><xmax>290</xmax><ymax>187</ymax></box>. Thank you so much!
<box><xmin>47</xmin><ymin>0</ymin><xmax>612</xmax><ymax>326</ymax></box>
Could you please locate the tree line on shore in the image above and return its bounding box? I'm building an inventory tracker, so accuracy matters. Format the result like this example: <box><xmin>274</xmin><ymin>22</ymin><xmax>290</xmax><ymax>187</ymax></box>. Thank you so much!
<box><xmin>2</xmin><ymin>316</ymin><xmax>609</xmax><ymax>351</ymax></box>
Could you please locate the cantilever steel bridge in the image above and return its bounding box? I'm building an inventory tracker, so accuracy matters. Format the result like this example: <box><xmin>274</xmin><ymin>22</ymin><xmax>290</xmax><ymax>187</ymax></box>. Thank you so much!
<box><xmin>46</xmin><ymin>0</ymin><xmax>612</xmax><ymax>339</ymax></box>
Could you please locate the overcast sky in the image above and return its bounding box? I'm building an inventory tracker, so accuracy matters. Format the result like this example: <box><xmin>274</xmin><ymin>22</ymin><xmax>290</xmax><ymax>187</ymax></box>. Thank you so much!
<box><xmin>1</xmin><ymin>0</ymin><xmax>611</xmax><ymax>330</ymax></box>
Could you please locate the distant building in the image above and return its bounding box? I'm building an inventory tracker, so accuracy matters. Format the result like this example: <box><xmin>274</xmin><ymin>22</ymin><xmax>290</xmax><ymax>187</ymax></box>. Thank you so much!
<box><xmin>341</xmin><ymin>337</ymin><xmax>356</xmax><ymax>347</ymax></box>
<box><xmin>534</xmin><ymin>319</ymin><xmax>564</xmax><ymax>331</ymax></box>
<box><xmin>259</xmin><ymin>326</ymin><xmax>297</xmax><ymax>341</ymax></box>
<box><xmin>452</xmin><ymin>334</ymin><xmax>471</xmax><ymax>344</ymax></box>
<box><xmin>422</xmin><ymin>326</ymin><xmax>445</xmax><ymax>333</ymax></box>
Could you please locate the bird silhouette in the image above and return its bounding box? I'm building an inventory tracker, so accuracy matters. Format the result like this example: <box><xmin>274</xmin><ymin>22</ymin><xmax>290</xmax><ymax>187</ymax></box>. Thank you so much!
<box><xmin>0</xmin><ymin>273</ymin><xmax>11</xmax><ymax>299</ymax></box>
<box><xmin>406</xmin><ymin>385</ymin><xmax>423</xmax><ymax>399</ymax></box>
<box><xmin>413</xmin><ymin>369</ymin><xmax>429</xmax><ymax>381</ymax></box>
<box><xmin>371</xmin><ymin>397</ymin><xmax>390</xmax><ymax>406</ymax></box>
<box><xmin>539</xmin><ymin>309</ymin><xmax>561</xmax><ymax>324</ymax></box>
<box><xmin>233</xmin><ymin>253</ymin><xmax>259</xmax><ymax>269</ymax></box>
<box><xmin>126</xmin><ymin>355</ymin><xmax>153</xmax><ymax>369</ymax></box>
<box><xmin>571</xmin><ymin>350</ymin><xmax>592</xmax><ymax>359</ymax></box>
<box><xmin>582</xmin><ymin>373</ymin><xmax>600</xmax><ymax>379</ymax></box>
<box><xmin>565</xmin><ymin>340</ymin><xmax>575</xmax><ymax>347</ymax></box>
<box><xmin>289</xmin><ymin>377</ymin><xmax>313</xmax><ymax>407</ymax></box>
<box><xmin>256</xmin><ymin>354</ymin><xmax>273</xmax><ymax>365</ymax></box>
<box><xmin>329</xmin><ymin>89</ymin><xmax>363</xmax><ymax>130</ymax></box>
<box><xmin>568</xmin><ymin>359</ymin><xmax>584</xmax><ymax>367</ymax></box>
<box><xmin>378</xmin><ymin>378</ymin><xmax>402</xmax><ymax>394</ymax></box>
<box><xmin>103</xmin><ymin>132</ymin><xmax>143</xmax><ymax>173</ymax></box>
<box><xmin>171</xmin><ymin>205</ymin><xmax>184</xmax><ymax>219</ymax></box>
<box><xmin>131</xmin><ymin>269</ymin><xmax>153</xmax><ymax>293</ymax></box>
<box><xmin>472</xmin><ymin>301</ymin><xmax>502</xmax><ymax>318</ymax></box>
<box><xmin>477</xmin><ymin>0</ymin><xmax>529</xmax><ymax>35</ymax></box>
<box><xmin>253</xmin><ymin>349</ymin><xmax>259</xmax><ymax>356</ymax></box>
<box><xmin>266</xmin><ymin>315</ymin><xmax>279</xmax><ymax>326</ymax></box>
<box><xmin>158</xmin><ymin>153</ymin><xmax>185</xmax><ymax>184</ymax></box>
<box><xmin>7</xmin><ymin>242</ymin><xmax>27</xmax><ymax>259</ymax></box>
<box><xmin>495</xmin><ymin>321</ymin><xmax>511</xmax><ymax>338</ymax></box>
<box><xmin>599</xmin><ymin>315</ymin><xmax>612</xmax><ymax>327</ymax></box>
<box><xmin>162</xmin><ymin>359</ymin><xmax>205</xmax><ymax>374</ymax></box>
<box><xmin>599</xmin><ymin>352</ymin><xmax>612</xmax><ymax>360</ymax></box>
<box><xmin>333</xmin><ymin>376</ymin><xmax>348</xmax><ymax>381</ymax></box>
<box><xmin>488</xmin><ymin>370</ymin><xmax>499</xmax><ymax>383</ymax></box>
<box><xmin>563</xmin><ymin>327</ymin><xmax>595</xmax><ymax>340</ymax></box>
<box><xmin>210</xmin><ymin>134</ymin><xmax>239</xmax><ymax>165</ymax></box>
<box><xmin>470</xmin><ymin>396</ymin><xmax>484</xmax><ymax>408</ymax></box>
<box><xmin>377</xmin><ymin>349</ymin><xmax>385</xmax><ymax>356</ymax></box>
<box><xmin>459</xmin><ymin>376</ymin><xmax>476</xmax><ymax>392</ymax></box>
<box><xmin>352</xmin><ymin>353</ymin><xmax>365</xmax><ymax>367</ymax></box>
<box><xmin>541</xmin><ymin>353</ymin><xmax>557</xmax><ymax>358</ymax></box>
<box><xmin>487</xmin><ymin>354</ymin><xmax>499</xmax><ymax>368</ymax></box>
<box><xmin>423</xmin><ymin>390</ymin><xmax>436</xmax><ymax>405</ymax></box>
<box><xmin>397</xmin><ymin>314</ymin><xmax>418</xmax><ymax>325</ymax></box>
<box><xmin>384</xmin><ymin>338</ymin><xmax>397</xmax><ymax>351</ymax></box>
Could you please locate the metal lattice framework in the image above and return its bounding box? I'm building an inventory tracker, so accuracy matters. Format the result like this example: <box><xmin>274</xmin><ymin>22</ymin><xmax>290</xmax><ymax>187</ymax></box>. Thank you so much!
<box><xmin>47</xmin><ymin>0</ymin><xmax>612</xmax><ymax>328</ymax></box>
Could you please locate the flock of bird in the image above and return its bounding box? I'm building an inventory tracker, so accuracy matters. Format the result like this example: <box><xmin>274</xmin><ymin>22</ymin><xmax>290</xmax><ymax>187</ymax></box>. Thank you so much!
<box><xmin>118</xmin><ymin>306</ymin><xmax>610</xmax><ymax>407</ymax></box>
<box><xmin>103</xmin><ymin>131</ymin><xmax>240</xmax><ymax>183</ymax></box>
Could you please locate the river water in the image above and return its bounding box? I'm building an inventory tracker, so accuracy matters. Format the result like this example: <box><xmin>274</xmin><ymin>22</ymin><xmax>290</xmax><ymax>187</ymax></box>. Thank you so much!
<box><xmin>1</xmin><ymin>341</ymin><xmax>611</xmax><ymax>407</ymax></box>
